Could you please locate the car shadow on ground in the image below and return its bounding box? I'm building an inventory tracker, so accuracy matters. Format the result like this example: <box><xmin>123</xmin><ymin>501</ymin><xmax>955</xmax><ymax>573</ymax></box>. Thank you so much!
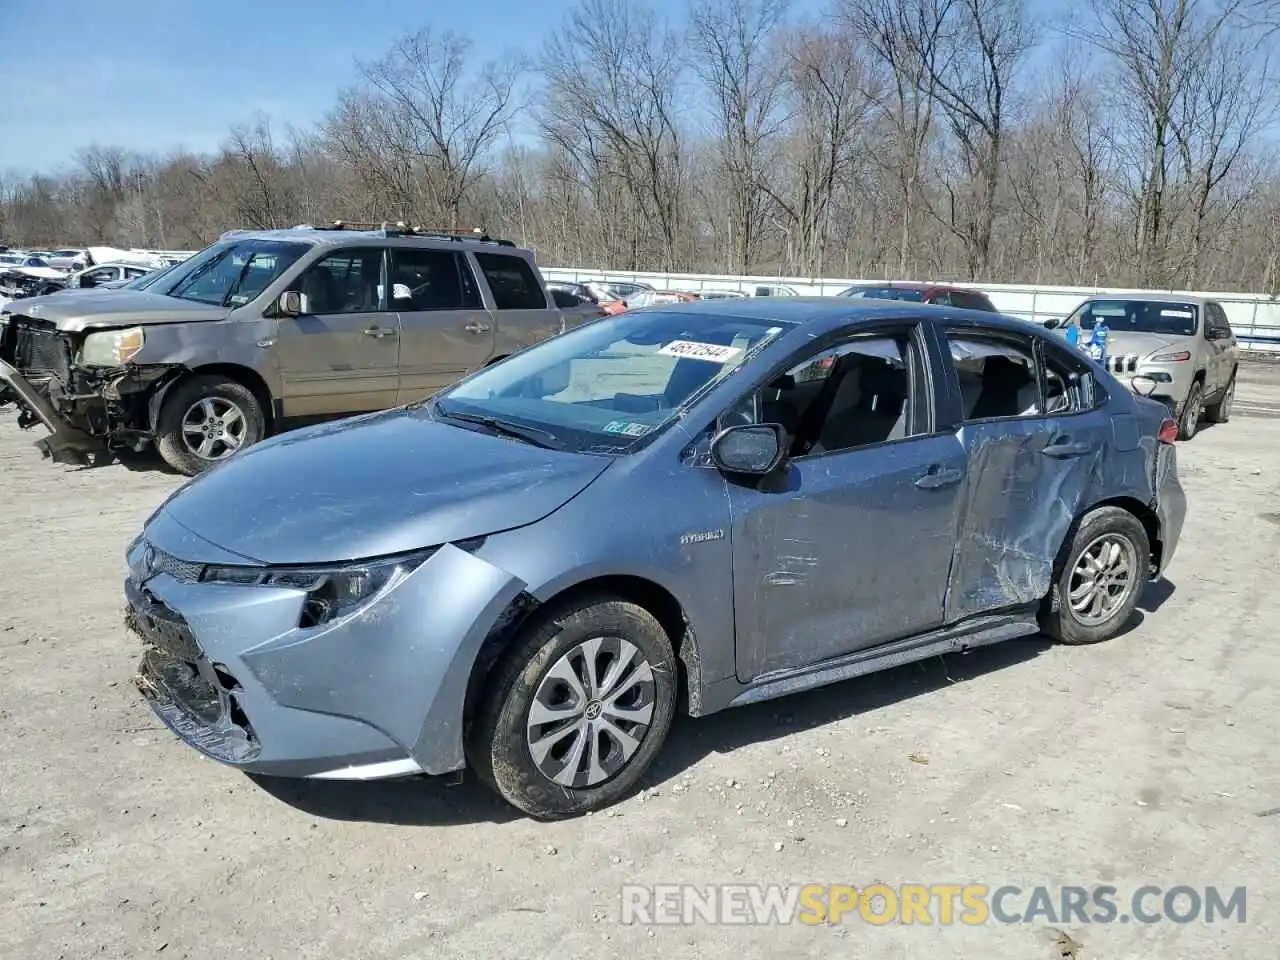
<box><xmin>252</xmin><ymin>582</ymin><xmax>1178</xmax><ymax>827</ymax></box>
<box><xmin>252</xmin><ymin>637</ymin><xmax>1057</xmax><ymax>827</ymax></box>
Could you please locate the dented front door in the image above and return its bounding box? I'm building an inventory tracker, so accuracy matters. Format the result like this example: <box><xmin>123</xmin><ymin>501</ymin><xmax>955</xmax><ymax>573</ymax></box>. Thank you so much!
<box><xmin>728</xmin><ymin>434</ymin><xmax>968</xmax><ymax>683</ymax></box>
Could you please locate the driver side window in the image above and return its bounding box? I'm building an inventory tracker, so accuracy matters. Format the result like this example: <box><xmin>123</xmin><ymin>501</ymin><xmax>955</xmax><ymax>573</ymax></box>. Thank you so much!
<box><xmin>723</xmin><ymin>330</ymin><xmax>923</xmax><ymax>457</ymax></box>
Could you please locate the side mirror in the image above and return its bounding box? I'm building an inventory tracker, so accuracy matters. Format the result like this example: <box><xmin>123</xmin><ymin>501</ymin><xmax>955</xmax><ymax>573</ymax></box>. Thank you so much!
<box><xmin>1043</xmin><ymin>317</ymin><xmax>1062</xmax><ymax>330</ymax></box>
<box><xmin>1130</xmin><ymin>375</ymin><xmax>1159</xmax><ymax>397</ymax></box>
<box><xmin>278</xmin><ymin>290</ymin><xmax>303</xmax><ymax>316</ymax></box>
<box><xmin>392</xmin><ymin>282</ymin><xmax>412</xmax><ymax>301</ymax></box>
<box><xmin>710</xmin><ymin>423</ymin><xmax>787</xmax><ymax>476</ymax></box>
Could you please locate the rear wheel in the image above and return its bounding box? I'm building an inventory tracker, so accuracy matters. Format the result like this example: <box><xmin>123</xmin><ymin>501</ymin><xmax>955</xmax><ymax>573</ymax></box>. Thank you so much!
<box><xmin>1177</xmin><ymin>380</ymin><xmax>1204</xmax><ymax>440</ymax></box>
<box><xmin>1043</xmin><ymin>506</ymin><xmax>1150</xmax><ymax>645</ymax></box>
<box><xmin>466</xmin><ymin>596</ymin><xmax>678</xmax><ymax>819</ymax></box>
<box><xmin>1204</xmin><ymin>371</ymin><xmax>1236</xmax><ymax>424</ymax></box>
<box><xmin>155</xmin><ymin>375</ymin><xmax>265</xmax><ymax>476</ymax></box>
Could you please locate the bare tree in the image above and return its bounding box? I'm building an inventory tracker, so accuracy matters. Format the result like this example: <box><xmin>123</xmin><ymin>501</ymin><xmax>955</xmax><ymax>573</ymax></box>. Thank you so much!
<box><xmin>331</xmin><ymin>27</ymin><xmax>522</xmax><ymax>228</ymax></box>
<box><xmin>764</xmin><ymin>25</ymin><xmax>882</xmax><ymax>275</ymax></box>
<box><xmin>541</xmin><ymin>0</ymin><xmax>689</xmax><ymax>270</ymax></box>
<box><xmin>690</xmin><ymin>0</ymin><xmax>791</xmax><ymax>272</ymax></box>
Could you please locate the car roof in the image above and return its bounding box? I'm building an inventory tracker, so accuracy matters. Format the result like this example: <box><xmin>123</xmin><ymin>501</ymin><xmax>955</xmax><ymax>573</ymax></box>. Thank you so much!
<box><xmin>1076</xmin><ymin>293</ymin><xmax>1212</xmax><ymax>306</ymax></box>
<box><xmin>641</xmin><ymin>296</ymin><xmax>1036</xmax><ymax>338</ymax></box>
<box><xmin>845</xmin><ymin>281</ymin><xmax>987</xmax><ymax>295</ymax></box>
<box><xmin>214</xmin><ymin>226</ymin><xmax>535</xmax><ymax>256</ymax></box>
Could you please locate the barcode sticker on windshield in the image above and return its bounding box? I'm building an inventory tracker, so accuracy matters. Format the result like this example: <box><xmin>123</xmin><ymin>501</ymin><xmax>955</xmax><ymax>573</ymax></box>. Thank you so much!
<box><xmin>658</xmin><ymin>340</ymin><xmax>744</xmax><ymax>363</ymax></box>
<box><xmin>1161</xmin><ymin>309</ymin><xmax>1194</xmax><ymax>317</ymax></box>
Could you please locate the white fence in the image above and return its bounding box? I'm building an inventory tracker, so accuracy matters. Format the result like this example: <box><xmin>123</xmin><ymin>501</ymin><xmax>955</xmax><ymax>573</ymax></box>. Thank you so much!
<box><xmin>541</xmin><ymin>266</ymin><xmax>1280</xmax><ymax>352</ymax></box>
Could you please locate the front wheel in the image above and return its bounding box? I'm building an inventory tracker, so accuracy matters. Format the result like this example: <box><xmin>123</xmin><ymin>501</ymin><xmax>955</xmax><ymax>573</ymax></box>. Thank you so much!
<box><xmin>155</xmin><ymin>375</ymin><xmax>266</xmax><ymax>476</ymax></box>
<box><xmin>1043</xmin><ymin>506</ymin><xmax>1150</xmax><ymax>645</ymax></box>
<box><xmin>466</xmin><ymin>596</ymin><xmax>678</xmax><ymax>819</ymax></box>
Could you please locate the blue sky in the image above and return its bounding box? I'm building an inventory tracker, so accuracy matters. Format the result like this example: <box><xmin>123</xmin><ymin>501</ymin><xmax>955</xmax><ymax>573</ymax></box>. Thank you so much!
<box><xmin>0</xmin><ymin>0</ymin><xmax>639</xmax><ymax>172</ymax></box>
<box><xmin>2</xmin><ymin>0</ymin><xmax>1067</xmax><ymax>175</ymax></box>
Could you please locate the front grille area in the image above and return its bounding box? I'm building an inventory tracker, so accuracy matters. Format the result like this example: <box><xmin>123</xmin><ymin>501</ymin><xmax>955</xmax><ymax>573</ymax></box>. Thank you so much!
<box><xmin>151</xmin><ymin>548</ymin><xmax>205</xmax><ymax>584</ymax></box>
<box><xmin>126</xmin><ymin>577</ymin><xmax>261</xmax><ymax>764</ymax></box>
<box><xmin>1</xmin><ymin>316</ymin><xmax>72</xmax><ymax>379</ymax></box>
<box><xmin>1106</xmin><ymin>354</ymin><xmax>1139</xmax><ymax>374</ymax></box>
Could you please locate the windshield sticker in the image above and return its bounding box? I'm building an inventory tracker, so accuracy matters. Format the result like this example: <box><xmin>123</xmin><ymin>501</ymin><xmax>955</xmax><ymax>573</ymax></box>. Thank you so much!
<box><xmin>603</xmin><ymin>420</ymin><xmax>653</xmax><ymax>437</ymax></box>
<box><xmin>1161</xmin><ymin>308</ymin><xmax>1194</xmax><ymax>317</ymax></box>
<box><xmin>658</xmin><ymin>340</ymin><xmax>744</xmax><ymax>363</ymax></box>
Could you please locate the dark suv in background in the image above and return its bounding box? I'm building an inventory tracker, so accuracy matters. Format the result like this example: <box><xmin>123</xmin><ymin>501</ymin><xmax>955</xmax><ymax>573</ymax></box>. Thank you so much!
<box><xmin>837</xmin><ymin>282</ymin><xmax>998</xmax><ymax>312</ymax></box>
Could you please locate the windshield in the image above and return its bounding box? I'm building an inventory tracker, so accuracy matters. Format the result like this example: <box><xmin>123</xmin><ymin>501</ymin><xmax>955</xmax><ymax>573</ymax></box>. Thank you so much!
<box><xmin>1072</xmin><ymin>300</ymin><xmax>1199</xmax><ymax>337</ymax></box>
<box><xmin>838</xmin><ymin>285</ymin><xmax>925</xmax><ymax>302</ymax></box>
<box><xmin>433</xmin><ymin>310</ymin><xmax>791</xmax><ymax>453</ymax></box>
<box><xmin>155</xmin><ymin>239</ymin><xmax>310</xmax><ymax>306</ymax></box>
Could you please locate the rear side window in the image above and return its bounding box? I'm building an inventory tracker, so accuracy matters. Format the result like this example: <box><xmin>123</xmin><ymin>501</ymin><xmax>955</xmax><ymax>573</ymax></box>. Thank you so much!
<box><xmin>1041</xmin><ymin>342</ymin><xmax>1104</xmax><ymax>414</ymax></box>
<box><xmin>951</xmin><ymin>291</ymin><xmax>996</xmax><ymax>312</ymax></box>
<box><xmin>475</xmin><ymin>253</ymin><xmax>548</xmax><ymax>310</ymax></box>
<box><xmin>946</xmin><ymin>332</ymin><xmax>1042</xmax><ymax>421</ymax></box>
<box><xmin>389</xmin><ymin>249</ymin><xmax>479</xmax><ymax>310</ymax></box>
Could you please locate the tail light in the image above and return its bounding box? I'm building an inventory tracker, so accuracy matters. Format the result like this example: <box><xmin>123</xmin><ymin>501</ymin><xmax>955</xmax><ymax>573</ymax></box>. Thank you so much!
<box><xmin>1157</xmin><ymin>419</ymin><xmax>1178</xmax><ymax>444</ymax></box>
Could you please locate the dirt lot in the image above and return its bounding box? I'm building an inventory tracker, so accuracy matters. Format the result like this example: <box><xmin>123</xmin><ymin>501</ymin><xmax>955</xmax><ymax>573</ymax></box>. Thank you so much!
<box><xmin>2</xmin><ymin>365</ymin><xmax>1278</xmax><ymax>960</ymax></box>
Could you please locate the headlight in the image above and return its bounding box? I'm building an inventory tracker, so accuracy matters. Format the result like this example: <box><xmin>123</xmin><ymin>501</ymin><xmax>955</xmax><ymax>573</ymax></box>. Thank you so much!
<box><xmin>201</xmin><ymin>551</ymin><xmax>433</xmax><ymax>627</ymax></box>
<box><xmin>81</xmin><ymin>326</ymin><xmax>145</xmax><ymax>365</ymax></box>
<box><xmin>1149</xmin><ymin>349</ymin><xmax>1191</xmax><ymax>362</ymax></box>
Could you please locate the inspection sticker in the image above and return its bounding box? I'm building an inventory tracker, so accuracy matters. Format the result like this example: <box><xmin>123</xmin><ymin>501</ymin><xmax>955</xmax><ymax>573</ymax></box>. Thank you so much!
<box><xmin>1161</xmin><ymin>308</ymin><xmax>1194</xmax><ymax>317</ymax></box>
<box><xmin>658</xmin><ymin>340</ymin><xmax>743</xmax><ymax>363</ymax></box>
<box><xmin>603</xmin><ymin>420</ymin><xmax>652</xmax><ymax>437</ymax></box>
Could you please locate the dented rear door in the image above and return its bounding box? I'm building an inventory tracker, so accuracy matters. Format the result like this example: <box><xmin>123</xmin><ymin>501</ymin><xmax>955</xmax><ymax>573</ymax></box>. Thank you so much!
<box><xmin>941</xmin><ymin>329</ymin><xmax>1106</xmax><ymax>623</ymax></box>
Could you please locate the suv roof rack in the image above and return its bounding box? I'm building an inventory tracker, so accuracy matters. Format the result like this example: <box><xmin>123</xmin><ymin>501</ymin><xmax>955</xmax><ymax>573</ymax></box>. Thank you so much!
<box><xmin>294</xmin><ymin>221</ymin><xmax>516</xmax><ymax>247</ymax></box>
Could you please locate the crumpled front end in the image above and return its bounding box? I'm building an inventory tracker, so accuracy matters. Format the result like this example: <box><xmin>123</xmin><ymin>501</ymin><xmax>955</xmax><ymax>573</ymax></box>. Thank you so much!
<box><xmin>0</xmin><ymin>312</ymin><xmax>179</xmax><ymax>463</ymax></box>
<box><xmin>126</xmin><ymin>510</ymin><xmax>527</xmax><ymax>779</ymax></box>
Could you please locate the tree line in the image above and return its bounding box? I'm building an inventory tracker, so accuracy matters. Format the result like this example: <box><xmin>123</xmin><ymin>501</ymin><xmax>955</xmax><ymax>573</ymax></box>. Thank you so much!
<box><xmin>3</xmin><ymin>0</ymin><xmax>1280</xmax><ymax>292</ymax></box>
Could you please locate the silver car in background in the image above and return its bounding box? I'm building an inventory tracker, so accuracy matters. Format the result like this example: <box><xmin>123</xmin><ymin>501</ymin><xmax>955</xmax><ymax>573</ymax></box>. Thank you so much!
<box><xmin>1047</xmin><ymin>295</ymin><xmax>1239</xmax><ymax>439</ymax></box>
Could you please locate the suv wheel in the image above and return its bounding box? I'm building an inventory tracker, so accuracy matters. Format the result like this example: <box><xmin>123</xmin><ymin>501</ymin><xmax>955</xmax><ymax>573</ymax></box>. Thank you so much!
<box><xmin>1204</xmin><ymin>371</ymin><xmax>1236</xmax><ymax>424</ymax></box>
<box><xmin>155</xmin><ymin>375</ymin><xmax>266</xmax><ymax>476</ymax></box>
<box><xmin>1178</xmin><ymin>380</ymin><xmax>1204</xmax><ymax>440</ymax></box>
<box><xmin>1043</xmin><ymin>506</ymin><xmax>1150</xmax><ymax>645</ymax></box>
<box><xmin>467</xmin><ymin>596</ymin><xmax>677</xmax><ymax>819</ymax></box>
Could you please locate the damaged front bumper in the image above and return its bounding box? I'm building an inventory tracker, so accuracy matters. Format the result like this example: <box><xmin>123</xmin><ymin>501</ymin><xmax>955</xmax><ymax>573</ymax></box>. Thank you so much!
<box><xmin>125</xmin><ymin>510</ymin><xmax>526</xmax><ymax>780</ymax></box>
<box><xmin>0</xmin><ymin>316</ymin><xmax>180</xmax><ymax>463</ymax></box>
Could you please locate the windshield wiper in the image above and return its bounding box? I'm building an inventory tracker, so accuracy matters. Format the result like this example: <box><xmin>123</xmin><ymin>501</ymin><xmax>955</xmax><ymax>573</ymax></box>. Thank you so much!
<box><xmin>435</xmin><ymin>404</ymin><xmax>564</xmax><ymax>450</ymax></box>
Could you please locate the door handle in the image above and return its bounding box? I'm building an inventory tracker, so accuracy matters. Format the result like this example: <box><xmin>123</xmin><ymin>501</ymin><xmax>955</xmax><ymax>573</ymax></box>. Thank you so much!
<box><xmin>914</xmin><ymin>464</ymin><xmax>964</xmax><ymax>489</ymax></box>
<box><xmin>464</xmin><ymin>321</ymin><xmax>491</xmax><ymax>335</ymax></box>
<box><xmin>1042</xmin><ymin>437</ymin><xmax>1092</xmax><ymax>458</ymax></box>
<box><xmin>361</xmin><ymin>326</ymin><xmax>396</xmax><ymax>339</ymax></box>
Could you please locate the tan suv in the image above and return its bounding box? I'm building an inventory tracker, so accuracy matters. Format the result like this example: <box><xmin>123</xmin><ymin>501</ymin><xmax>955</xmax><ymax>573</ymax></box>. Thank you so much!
<box><xmin>0</xmin><ymin>225</ymin><xmax>566</xmax><ymax>474</ymax></box>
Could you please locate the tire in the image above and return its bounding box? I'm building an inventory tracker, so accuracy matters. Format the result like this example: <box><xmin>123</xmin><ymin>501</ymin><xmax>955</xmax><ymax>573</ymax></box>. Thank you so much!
<box><xmin>1043</xmin><ymin>506</ymin><xmax>1150</xmax><ymax>645</ymax></box>
<box><xmin>1203</xmin><ymin>370</ymin><xmax>1236</xmax><ymax>424</ymax></box>
<box><xmin>155</xmin><ymin>375</ymin><xmax>266</xmax><ymax>476</ymax></box>
<box><xmin>1177</xmin><ymin>379</ymin><xmax>1204</xmax><ymax>440</ymax></box>
<box><xmin>466</xmin><ymin>596</ymin><xmax>678</xmax><ymax>819</ymax></box>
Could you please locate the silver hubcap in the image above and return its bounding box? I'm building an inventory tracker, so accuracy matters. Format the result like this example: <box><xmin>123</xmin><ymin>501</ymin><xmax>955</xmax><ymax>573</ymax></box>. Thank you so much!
<box><xmin>526</xmin><ymin>636</ymin><xmax>656</xmax><ymax>788</ymax></box>
<box><xmin>1068</xmin><ymin>534</ymin><xmax>1139</xmax><ymax>627</ymax></box>
<box><xmin>181</xmin><ymin>397</ymin><xmax>247</xmax><ymax>461</ymax></box>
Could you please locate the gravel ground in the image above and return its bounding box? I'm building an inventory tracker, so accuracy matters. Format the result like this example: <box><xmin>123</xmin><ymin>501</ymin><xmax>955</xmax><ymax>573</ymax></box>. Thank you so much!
<box><xmin>2</xmin><ymin>367</ymin><xmax>1278</xmax><ymax>960</ymax></box>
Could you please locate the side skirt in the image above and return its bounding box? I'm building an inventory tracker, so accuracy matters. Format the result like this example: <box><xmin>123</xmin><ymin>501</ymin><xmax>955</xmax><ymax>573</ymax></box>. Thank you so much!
<box><xmin>726</xmin><ymin>608</ymin><xmax>1041</xmax><ymax>709</ymax></box>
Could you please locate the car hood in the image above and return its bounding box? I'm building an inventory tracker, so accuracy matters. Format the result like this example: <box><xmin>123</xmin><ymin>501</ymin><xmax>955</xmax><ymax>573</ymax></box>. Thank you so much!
<box><xmin>157</xmin><ymin>407</ymin><xmax>613</xmax><ymax>565</ymax></box>
<box><xmin>2</xmin><ymin>289</ymin><xmax>226</xmax><ymax>331</ymax></box>
<box><xmin>1099</xmin><ymin>331</ymin><xmax>1192</xmax><ymax>358</ymax></box>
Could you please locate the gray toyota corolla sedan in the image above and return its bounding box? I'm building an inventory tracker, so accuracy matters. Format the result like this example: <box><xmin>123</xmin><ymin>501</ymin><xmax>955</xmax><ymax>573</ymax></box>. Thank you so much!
<box><xmin>126</xmin><ymin>299</ymin><xmax>1186</xmax><ymax>818</ymax></box>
